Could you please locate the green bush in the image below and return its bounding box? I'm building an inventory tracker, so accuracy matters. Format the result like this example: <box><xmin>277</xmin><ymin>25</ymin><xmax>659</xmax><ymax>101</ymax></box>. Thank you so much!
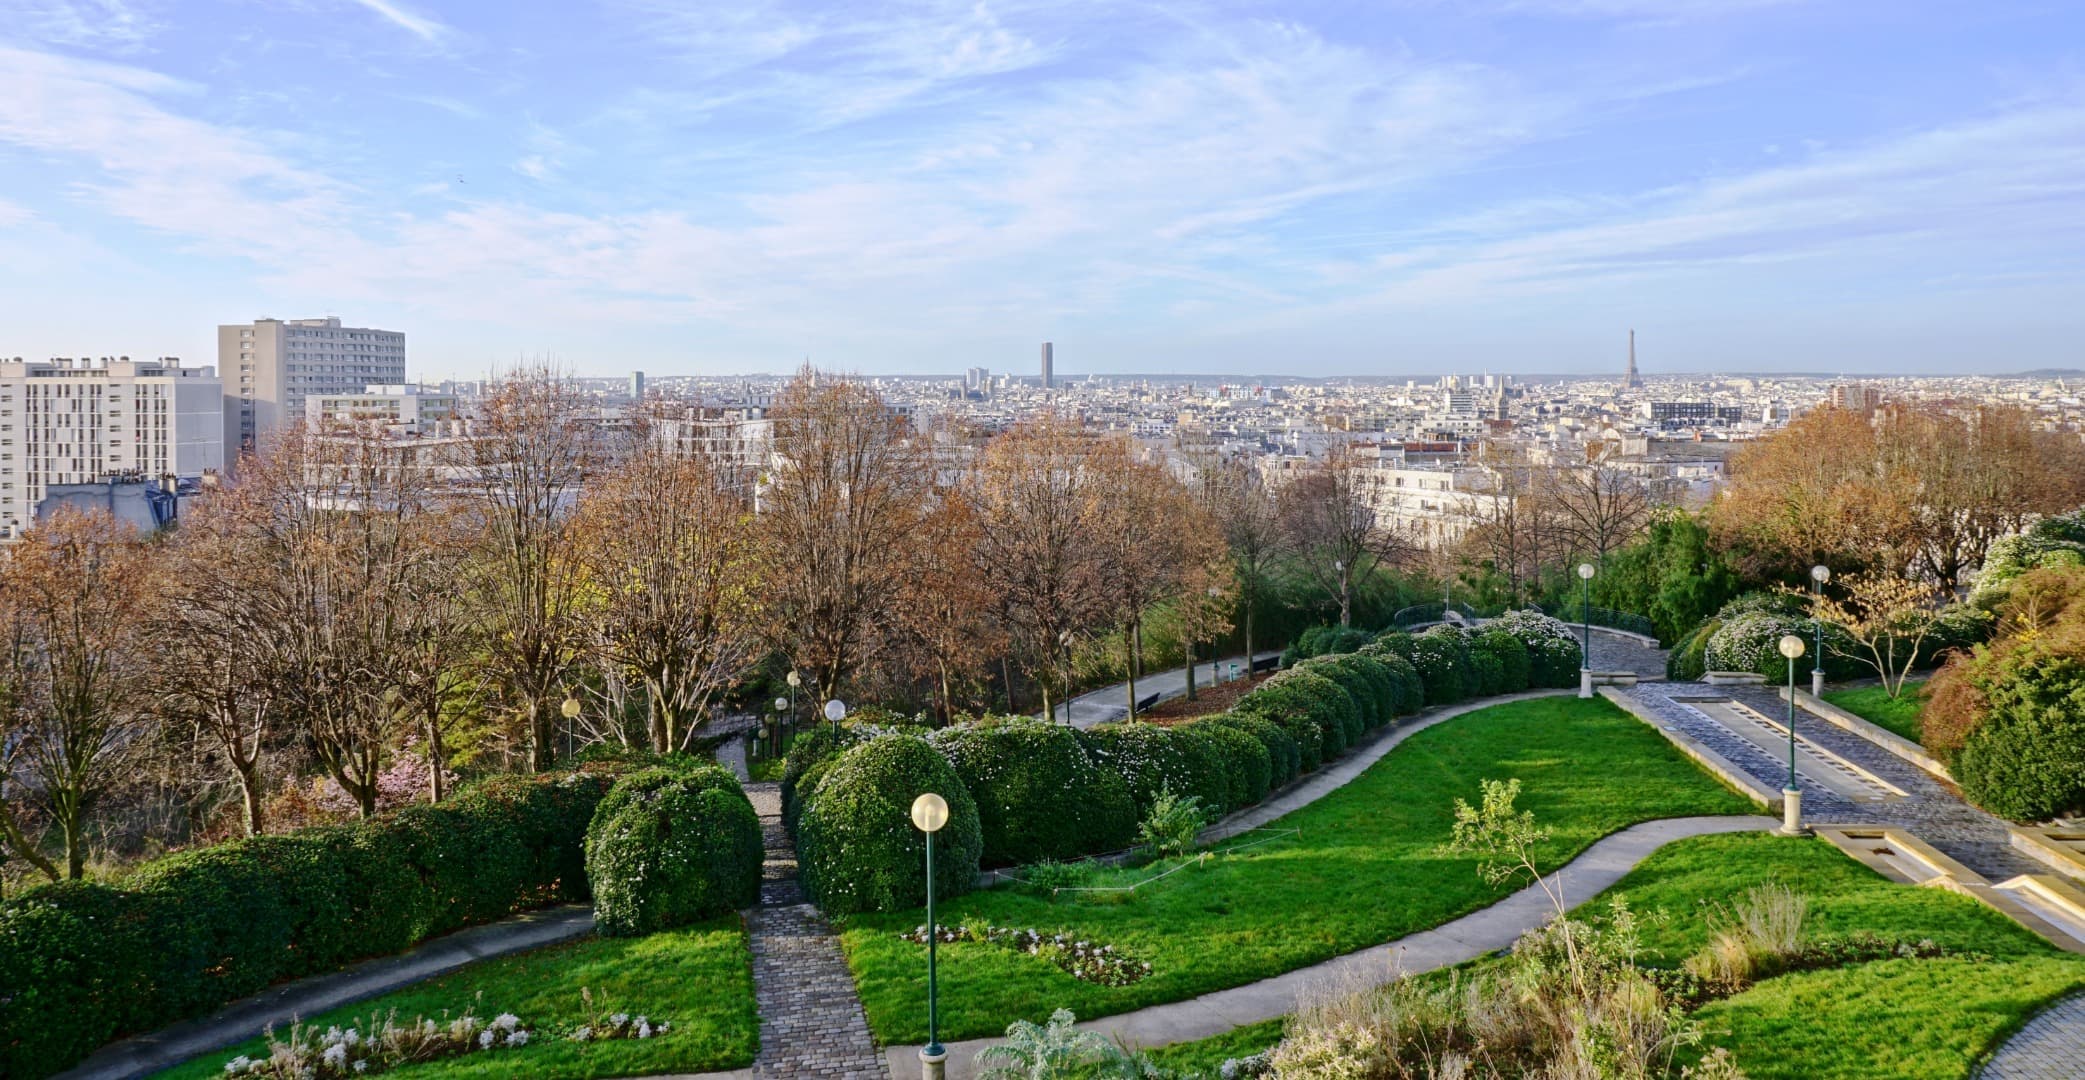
<box><xmin>585</xmin><ymin>766</ymin><xmax>763</xmax><ymax>936</ymax></box>
<box><xmin>1409</xmin><ymin>626</ymin><xmax>1472</xmax><ymax>705</ymax></box>
<box><xmin>1282</xmin><ymin>624</ymin><xmax>1372</xmax><ymax>666</ymax></box>
<box><xmin>1232</xmin><ymin>676</ymin><xmax>1332</xmax><ymax>766</ymax></box>
<box><xmin>1281</xmin><ymin>669</ymin><xmax>1363</xmax><ymax>752</ymax></box>
<box><xmin>0</xmin><ymin>882</ymin><xmax>160</xmax><ymax>1078</ymax></box>
<box><xmin>1191</xmin><ymin>721</ymin><xmax>1272</xmax><ymax>809</ymax></box>
<box><xmin>927</xmin><ymin>719</ymin><xmax>1135</xmax><ymax>866</ymax></box>
<box><xmin>1472</xmin><ymin>629</ymin><xmax>1531</xmax><ymax>694</ymax></box>
<box><xmin>0</xmin><ymin>765</ymin><xmax>628</xmax><ymax>1080</ymax></box>
<box><xmin>1954</xmin><ymin>647</ymin><xmax>2085</xmax><ymax>822</ymax></box>
<box><xmin>1359</xmin><ymin>645</ymin><xmax>1425</xmax><ymax>715</ymax></box>
<box><xmin>796</xmin><ymin>735</ymin><xmax>985</xmax><ymax>914</ymax></box>
<box><xmin>1078</xmin><ymin>723</ymin><xmax>1231</xmax><ymax>819</ymax></box>
<box><xmin>1302</xmin><ymin>654</ymin><xmax>1396</xmax><ymax>728</ymax></box>
<box><xmin>1369</xmin><ymin>629</ymin><xmax>1417</xmax><ymax>661</ymax></box>
<box><xmin>1486</xmin><ymin>610</ymin><xmax>1581</xmax><ymax>689</ymax></box>
<box><xmin>1204</xmin><ymin>712</ymin><xmax>1301</xmax><ymax>789</ymax></box>
<box><xmin>1704</xmin><ymin>611</ymin><xmax>1862</xmax><ymax>681</ymax></box>
<box><xmin>1667</xmin><ymin>618</ymin><xmax>1720</xmax><ymax>681</ymax></box>
<box><xmin>780</xmin><ymin>723</ymin><xmax>867</xmax><ymax>831</ymax></box>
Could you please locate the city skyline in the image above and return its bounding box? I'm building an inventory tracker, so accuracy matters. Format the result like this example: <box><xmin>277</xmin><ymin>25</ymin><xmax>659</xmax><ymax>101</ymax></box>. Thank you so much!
<box><xmin>3</xmin><ymin>1</ymin><xmax>2084</xmax><ymax>377</ymax></box>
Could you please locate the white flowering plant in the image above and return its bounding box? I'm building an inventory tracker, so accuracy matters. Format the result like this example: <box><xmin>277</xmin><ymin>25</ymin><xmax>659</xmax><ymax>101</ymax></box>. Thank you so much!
<box><xmin>223</xmin><ymin>1005</ymin><xmax>529</xmax><ymax>1079</ymax></box>
<box><xmin>900</xmin><ymin>924</ymin><xmax>1151</xmax><ymax>986</ymax></box>
<box><xmin>565</xmin><ymin>986</ymin><xmax>674</xmax><ymax>1043</ymax></box>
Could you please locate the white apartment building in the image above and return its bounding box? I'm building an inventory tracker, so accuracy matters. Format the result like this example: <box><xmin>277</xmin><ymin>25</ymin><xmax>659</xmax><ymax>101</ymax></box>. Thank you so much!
<box><xmin>0</xmin><ymin>356</ymin><xmax>224</xmax><ymax>537</ymax></box>
<box><xmin>304</xmin><ymin>384</ymin><xmax>458</xmax><ymax>433</ymax></box>
<box><xmin>219</xmin><ymin>317</ymin><xmax>406</xmax><ymax>452</ymax></box>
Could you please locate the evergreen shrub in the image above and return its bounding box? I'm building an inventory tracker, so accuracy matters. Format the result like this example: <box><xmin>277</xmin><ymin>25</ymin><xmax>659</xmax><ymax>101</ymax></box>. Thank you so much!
<box><xmin>584</xmin><ymin>766</ymin><xmax>763</xmax><ymax>936</ymax></box>
<box><xmin>796</xmin><ymin>735</ymin><xmax>984</xmax><ymax>915</ymax></box>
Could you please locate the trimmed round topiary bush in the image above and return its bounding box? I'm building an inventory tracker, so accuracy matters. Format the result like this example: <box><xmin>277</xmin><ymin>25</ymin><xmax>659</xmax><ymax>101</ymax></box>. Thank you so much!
<box><xmin>796</xmin><ymin>734</ymin><xmax>984</xmax><ymax>915</ymax></box>
<box><xmin>1078</xmin><ymin>722</ymin><xmax>1232</xmax><ymax>818</ymax></box>
<box><xmin>780</xmin><ymin>723</ymin><xmax>867</xmax><ymax>832</ymax></box>
<box><xmin>1409</xmin><ymin>626</ymin><xmax>1472</xmax><ymax>706</ymax></box>
<box><xmin>1472</xmin><ymin>628</ymin><xmax>1531</xmax><ymax>694</ymax></box>
<box><xmin>1704</xmin><ymin>611</ymin><xmax>1861</xmax><ymax>681</ymax></box>
<box><xmin>584</xmin><ymin>766</ymin><xmax>764</xmax><ymax>936</ymax></box>
<box><xmin>1204</xmin><ymin>712</ymin><xmax>1300</xmax><ymax>789</ymax></box>
<box><xmin>1667</xmin><ymin>618</ymin><xmax>1719</xmax><ymax>682</ymax></box>
<box><xmin>1191</xmin><ymin>721</ymin><xmax>1273</xmax><ymax>809</ymax></box>
<box><xmin>1953</xmin><ymin>648</ymin><xmax>2085</xmax><ymax>822</ymax></box>
<box><xmin>1303</xmin><ymin>653</ymin><xmax>1397</xmax><ymax>728</ymax></box>
<box><xmin>1488</xmin><ymin>609</ymin><xmax>1581</xmax><ymax>689</ymax></box>
<box><xmin>928</xmin><ymin>718</ymin><xmax>1135</xmax><ymax>866</ymax></box>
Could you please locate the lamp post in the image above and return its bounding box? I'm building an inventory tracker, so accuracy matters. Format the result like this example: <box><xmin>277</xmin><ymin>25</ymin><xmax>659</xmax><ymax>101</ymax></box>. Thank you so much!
<box><xmin>785</xmin><ymin>669</ymin><xmax>801</xmax><ymax>719</ymax></box>
<box><xmin>823</xmin><ymin>698</ymin><xmax>847</xmax><ymax>725</ymax></box>
<box><xmin>911</xmin><ymin>792</ymin><xmax>951</xmax><ymax>1080</ymax></box>
<box><xmin>560</xmin><ymin>696</ymin><xmax>582</xmax><ymax>761</ymax></box>
<box><xmin>772</xmin><ymin>697</ymin><xmax>789</xmax><ymax>759</ymax></box>
<box><xmin>1809</xmin><ymin>565</ymin><xmax>1831</xmax><ymax>697</ymax></box>
<box><xmin>1576</xmin><ymin>563</ymin><xmax>1596</xmax><ymax>698</ymax></box>
<box><xmin>1776</xmin><ymin>634</ymin><xmax>1810</xmax><ymax>836</ymax></box>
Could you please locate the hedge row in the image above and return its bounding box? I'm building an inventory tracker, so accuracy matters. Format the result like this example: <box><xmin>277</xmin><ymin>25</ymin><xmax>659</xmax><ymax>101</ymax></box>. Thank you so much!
<box><xmin>0</xmin><ymin>764</ymin><xmax>635</xmax><ymax>1080</ymax></box>
<box><xmin>787</xmin><ymin>614</ymin><xmax>1585</xmax><ymax>915</ymax></box>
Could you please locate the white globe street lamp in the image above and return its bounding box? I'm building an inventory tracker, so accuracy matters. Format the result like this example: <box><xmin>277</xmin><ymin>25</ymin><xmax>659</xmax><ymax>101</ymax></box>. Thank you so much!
<box><xmin>1809</xmin><ymin>565</ymin><xmax>1831</xmax><ymax>696</ymax></box>
<box><xmin>912</xmin><ymin>792</ymin><xmax>951</xmax><ymax>1079</ymax></box>
<box><xmin>1776</xmin><ymin>634</ymin><xmax>1811</xmax><ymax>836</ymax></box>
<box><xmin>823</xmin><ymin>698</ymin><xmax>847</xmax><ymax>724</ymax></box>
<box><xmin>1576</xmin><ymin>562</ymin><xmax>1596</xmax><ymax>698</ymax></box>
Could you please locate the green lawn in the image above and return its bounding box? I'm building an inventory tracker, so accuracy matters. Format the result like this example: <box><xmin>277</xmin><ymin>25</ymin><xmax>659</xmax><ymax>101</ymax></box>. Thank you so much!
<box><xmin>158</xmin><ymin>918</ymin><xmax>757</xmax><ymax>1080</ymax></box>
<box><xmin>1586</xmin><ymin>832</ymin><xmax>2085</xmax><ymax>1080</ymax></box>
<box><xmin>841</xmin><ymin>696</ymin><xmax>1758</xmax><ymax>1043</ymax></box>
<box><xmin>1822</xmin><ymin>681</ymin><xmax>1926</xmax><ymax>743</ymax></box>
<box><xmin>1137</xmin><ymin>832</ymin><xmax>2085</xmax><ymax>1080</ymax></box>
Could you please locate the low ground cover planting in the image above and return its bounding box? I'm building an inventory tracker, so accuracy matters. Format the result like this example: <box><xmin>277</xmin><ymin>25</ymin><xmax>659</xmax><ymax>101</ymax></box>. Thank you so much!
<box><xmin>159</xmin><ymin>918</ymin><xmax>758</xmax><ymax>1080</ymax></box>
<box><xmin>841</xmin><ymin>695</ymin><xmax>1756</xmax><ymax>1043</ymax></box>
<box><xmin>1822</xmin><ymin>681</ymin><xmax>1926</xmax><ymax>743</ymax></box>
<box><xmin>1592</xmin><ymin>832</ymin><xmax>2085</xmax><ymax>1079</ymax></box>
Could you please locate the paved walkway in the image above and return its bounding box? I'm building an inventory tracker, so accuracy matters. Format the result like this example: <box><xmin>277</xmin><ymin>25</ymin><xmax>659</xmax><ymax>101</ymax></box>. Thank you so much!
<box><xmin>1980</xmin><ymin>993</ymin><xmax>2085</xmax><ymax>1079</ymax></box>
<box><xmin>738</xmin><ymin>782</ymin><xmax>889</xmax><ymax>1080</ymax></box>
<box><xmin>1614</xmin><ymin>682</ymin><xmax>2041</xmax><ymax>882</ymax></box>
<box><xmin>52</xmin><ymin>906</ymin><xmax>598</xmax><ymax>1080</ymax></box>
<box><xmin>1052</xmin><ymin>651</ymin><xmax>1281</xmax><ymax>728</ymax></box>
<box><xmin>1585</xmin><ymin>629</ymin><xmax>1670</xmax><ymax>680</ymax></box>
<box><xmin>884</xmin><ymin>815</ymin><xmax>1776</xmax><ymax>1078</ymax></box>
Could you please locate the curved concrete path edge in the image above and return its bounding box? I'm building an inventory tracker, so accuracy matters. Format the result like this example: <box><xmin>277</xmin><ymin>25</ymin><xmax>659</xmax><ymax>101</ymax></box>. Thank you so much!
<box><xmin>881</xmin><ymin>815</ymin><xmax>1776</xmax><ymax>1080</ymax></box>
<box><xmin>56</xmin><ymin>905</ymin><xmax>598</xmax><ymax>1080</ymax></box>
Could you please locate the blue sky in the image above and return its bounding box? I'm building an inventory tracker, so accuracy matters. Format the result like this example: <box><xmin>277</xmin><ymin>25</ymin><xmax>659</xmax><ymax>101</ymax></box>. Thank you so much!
<box><xmin>2</xmin><ymin>1</ymin><xmax>2082</xmax><ymax>378</ymax></box>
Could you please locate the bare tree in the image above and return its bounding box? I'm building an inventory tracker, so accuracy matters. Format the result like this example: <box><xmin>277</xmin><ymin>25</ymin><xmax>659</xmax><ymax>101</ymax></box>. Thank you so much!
<box><xmin>459</xmin><ymin>367</ymin><xmax>600</xmax><ymax>770</ymax></box>
<box><xmin>888</xmin><ymin>488</ymin><xmax>1004</xmax><ymax>723</ymax></box>
<box><xmin>153</xmin><ymin>495</ymin><xmax>286</xmax><ymax>835</ymax></box>
<box><xmin>973</xmin><ymin>413</ymin><xmax>1109</xmax><ymax>721</ymax></box>
<box><xmin>760</xmin><ymin>369</ymin><xmax>929</xmax><ymax>702</ymax></box>
<box><xmin>1091</xmin><ymin>438</ymin><xmax>1204</xmax><ymax>717</ymax></box>
<box><xmin>1205</xmin><ymin>457</ymin><xmax>1280</xmax><ymax>674</ymax></box>
<box><xmin>1545</xmin><ymin>451</ymin><xmax>1653</xmax><ymax>567</ymax></box>
<box><xmin>573</xmin><ymin>443</ymin><xmax>762</xmax><ymax>752</ymax></box>
<box><xmin>1810</xmin><ymin>571</ymin><xmax>1947</xmax><ymax>698</ymax></box>
<box><xmin>1458</xmin><ymin>441</ymin><xmax>1554</xmax><ymax>605</ymax></box>
<box><xmin>0</xmin><ymin>508</ymin><xmax>160</xmax><ymax>880</ymax></box>
<box><xmin>1278</xmin><ymin>446</ymin><xmax>1412</xmax><ymax>626</ymax></box>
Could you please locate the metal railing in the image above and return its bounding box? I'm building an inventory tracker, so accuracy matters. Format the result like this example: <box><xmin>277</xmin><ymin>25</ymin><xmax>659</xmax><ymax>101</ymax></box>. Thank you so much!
<box><xmin>1391</xmin><ymin>601</ymin><xmax>1482</xmax><ymax>627</ymax></box>
<box><xmin>1544</xmin><ymin>604</ymin><xmax>1657</xmax><ymax>639</ymax></box>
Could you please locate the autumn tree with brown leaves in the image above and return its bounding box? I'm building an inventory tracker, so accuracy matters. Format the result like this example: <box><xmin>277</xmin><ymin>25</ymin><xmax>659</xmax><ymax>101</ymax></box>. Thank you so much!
<box><xmin>572</xmin><ymin>443</ymin><xmax>762</xmax><ymax>752</ymax></box>
<box><xmin>1091</xmin><ymin>438</ymin><xmax>1212</xmax><ymax>718</ymax></box>
<box><xmin>459</xmin><ymin>367</ymin><xmax>601</xmax><ymax>770</ymax></box>
<box><xmin>0</xmin><ymin>509</ymin><xmax>160</xmax><ymax>879</ymax></box>
<box><xmin>973</xmin><ymin>413</ymin><xmax>1110</xmax><ymax>720</ymax></box>
<box><xmin>760</xmin><ymin>369</ymin><xmax>929</xmax><ymax>702</ymax></box>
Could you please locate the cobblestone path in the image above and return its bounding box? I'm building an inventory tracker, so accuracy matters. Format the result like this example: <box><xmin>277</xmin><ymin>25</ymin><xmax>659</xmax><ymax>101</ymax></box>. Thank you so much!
<box><xmin>1981</xmin><ymin>993</ymin><xmax>2085</xmax><ymax>1079</ymax></box>
<box><xmin>1615</xmin><ymin>682</ymin><xmax>2041</xmax><ymax>880</ymax></box>
<box><xmin>1585</xmin><ymin>630</ymin><xmax>1670</xmax><ymax>679</ymax></box>
<box><xmin>742</xmin><ymin>782</ymin><xmax>888</xmax><ymax>1080</ymax></box>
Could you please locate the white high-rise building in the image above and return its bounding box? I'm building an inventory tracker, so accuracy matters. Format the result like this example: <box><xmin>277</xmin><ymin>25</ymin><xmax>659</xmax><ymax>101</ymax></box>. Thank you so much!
<box><xmin>219</xmin><ymin>317</ymin><xmax>407</xmax><ymax>453</ymax></box>
<box><xmin>0</xmin><ymin>356</ymin><xmax>224</xmax><ymax>536</ymax></box>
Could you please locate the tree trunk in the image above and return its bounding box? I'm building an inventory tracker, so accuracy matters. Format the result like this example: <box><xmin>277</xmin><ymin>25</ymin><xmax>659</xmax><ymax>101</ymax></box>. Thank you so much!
<box><xmin>236</xmin><ymin>759</ymin><xmax>266</xmax><ymax>835</ymax></box>
<box><xmin>61</xmin><ymin>808</ymin><xmax>85</xmax><ymax>881</ymax></box>
<box><xmin>1185</xmin><ymin>639</ymin><xmax>1198</xmax><ymax>701</ymax></box>
<box><xmin>529</xmin><ymin>700</ymin><xmax>555</xmax><ymax>772</ymax></box>
<box><xmin>1002</xmin><ymin>655</ymin><xmax>1017</xmax><ymax>714</ymax></box>
<box><xmin>427</xmin><ymin>716</ymin><xmax>448</xmax><ymax>803</ymax></box>
<box><xmin>1338</xmin><ymin>563</ymin><xmax>1352</xmax><ymax>626</ymax></box>
<box><xmin>0</xmin><ymin>803</ymin><xmax>60</xmax><ymax>882</ymax></box>
<box><xmin>937</xmin><ymin>658</ymin><xmax>953</xmax><ymax>726</ymax></box>
<box><xmin>1124</xmin><ymin>621</ymin><xmax>1139</xmax><ymax>720</ymax></box>
<box><xmin>1244</xmin><ymin>602</ymin><xmax>1256</xmax><ymax>683</ymax></box>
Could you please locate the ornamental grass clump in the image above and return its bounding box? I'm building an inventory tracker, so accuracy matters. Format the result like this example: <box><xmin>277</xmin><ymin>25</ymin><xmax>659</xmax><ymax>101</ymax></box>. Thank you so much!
<box><xmin>222</xmin><ymin>1006</ymin><xmax>529</xmax><ymax>1079</ymax></box>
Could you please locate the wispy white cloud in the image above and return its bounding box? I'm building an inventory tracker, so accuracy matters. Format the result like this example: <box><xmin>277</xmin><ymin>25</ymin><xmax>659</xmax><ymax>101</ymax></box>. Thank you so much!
<box><xmin>345</xmin><ymin>0</ymin><xmax>449</xmax><ymax>43</ymax></box>
<box><xmin>0</xmin><ymin>0</ymin><xmax>163</xmax><ymax>52</ymax></box>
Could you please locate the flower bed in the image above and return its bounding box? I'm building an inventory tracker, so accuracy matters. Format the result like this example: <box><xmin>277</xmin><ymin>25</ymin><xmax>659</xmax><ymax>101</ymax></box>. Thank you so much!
<box><xmin>220</xmin><ymin>1009</ymin><xmax>530</xmax><ymax>1078</ymax></box>
<box><xmin>900</xmin><ymin>924</ymin><xmax>1151</xmax><ymax>986</ymax></box>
